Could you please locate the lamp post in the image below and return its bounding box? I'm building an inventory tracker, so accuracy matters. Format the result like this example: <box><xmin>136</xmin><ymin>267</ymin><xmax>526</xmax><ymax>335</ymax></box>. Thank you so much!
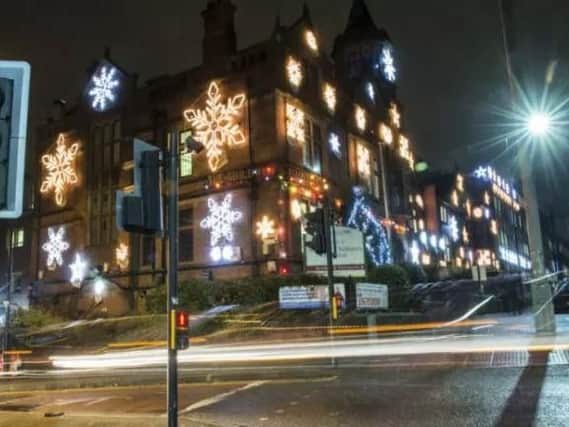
<box><xmin>522</xmin><ymin>112</ymin><xmax>555</xmax><ymax>333</ymax></box>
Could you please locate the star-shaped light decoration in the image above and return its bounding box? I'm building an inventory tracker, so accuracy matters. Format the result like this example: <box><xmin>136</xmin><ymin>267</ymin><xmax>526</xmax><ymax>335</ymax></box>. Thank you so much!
<box><xmin>323</xmin><ymin>83</ymin><xmax>337</xmax><ymax>112</ymax></box>
<box><xmin>448</xmin><ymin>216</ymin><xmax>460</xmax><ymax>242</ymax></box>
<box><xmin>184</xmin><ymin>82</ymin><xmax>246</xmax><ymax>172</ymax></box>
<box><xmin>329</xmin><ymin>133</ymin><xmax>341</xmax><ymax>157</ymax></box>
<box><xmin>40</xmin><ymin>134</ymin><xmax>80</xmax><ymax>206</ymax></box>
<box><xmin>88</xmin><ymin>65</ymin><xmax>120</xmax><ymax>111</ymax></box>
<box><xmin>305</xmin><ymin>30</ymin><xmax>318</xmax><ymax>52</ymax></box>
<box><xmin>256</xmin><ymin>215</ymin><xmax>276</xmax><ymax>240</ymax></box>
<box><xmin>381</xmin><ymin>47</ymin><xmax>396</xmax><ymax>82</ymax></box>
<box><xmin>286</xmin><ymin>56</ymin><xmax>303</xmax><ymax>88</ymax></box>
<box><xmin>389</xmin><ymin>103</ymin><xmax>401</xmax><ymax>128</ymax></box>
<box><xmin>355</xmin><ymin>106</ymin><xmax>367</xmax><ymax>131</ymax></box>
<box><xmin>379</xmin><ymin>123</ymin><xmax>393</xmax><ymax>145</ymax></box>
<box><xmin>410</xmin><ymin>240</ymin><xmax>420</xmax><ymax>264</ymax></box>
<box><xmin>69</xmin><ymin>253</ymin><xmax>88</xmax><ymax>287</ymax></box>
<box><xmin>116</xmin><ymin>243</ymin><xmax>129</xmax><ymax>270</ymax></box>
<box><xmin>356</xmin><ymin>144</ymin><xmax>370</xmax><ymax>177</ymax></box>
<box><xmin>42</xmin><ymin>226</ymin><xmax>70</xmax><ymax>270</ymax></box>
<box><xmin>200</xmin><ymin>193</ymin><xmax>243</xmax><ymax>247</ymax></box>
<box><xmin>286</xmin><ymin>104</ymin><xmax>306</xmax><ymax>143</ymax></box>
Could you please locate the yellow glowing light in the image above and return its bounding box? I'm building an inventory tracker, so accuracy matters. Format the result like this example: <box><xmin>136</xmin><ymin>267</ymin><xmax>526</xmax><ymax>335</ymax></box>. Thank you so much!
<box><xmin>286</xmin><ymin>103</ymin><xmax>306</xmax><ymax>143</ymax></box>
<box><xmin>389</xmin><ymin>103</ymin><xmax>401</xmax><ymax>128</ymax></box>
<box><xmin>323</xmin><ymin>83</ymin><xmax>337</xmax><ymax>112</ymax></box>
<box><xmin>473</xmin><ymin>207</ymin><xmax>483</xmax><ymax>219</ymax></box>
<box><xmin>421</xmin><ymin>253</ymin><xmax>431</xmax><ymax>266</ymax></box>
<box><xmin>484</xmin><ymin>191</ymin><xmax>491</xmax><ymax>205</ymax></box>
<box><xmin>115</xmin><ymin>243</ymin><xmax>129</xmax><ymax>270</ymax></box>
<box><xmin>477</xmin><ymin>250</ymin><xmax>492</xmax><ymax>267</ymax></box>
<box><xmin>490</xmin><ymin>220</ymin><xmax>498</xmax><ymax>235</ymax></box>
<box><xmin>356</xmin><ymin>144</ymin><xmax>371</xmax><ymax>177</ymax></box>
<box><xmin>379</xmin><ymin>123</ymin><xmax>393</xmax><ymax>145</ymax></box>
<box><xmin>286</xmin><ymin>56</ymin><xmax>303</xmax><ymax>88</ymax></box>
<box><xmin>355</xmin><ymin>105</ymin><xmax>366</xmax><ymax>131</ymax></box>
<box><xmin>418</xmin><ymin>219</ymin><xmax>425</xmax><ymax>230</ymax></box>
<box><xmin>256</xmin><ymin>215</ymin><xmax>276</xmax><ymax>240</ymax></box>
<box><xmin>415</xmin><ymin>194</ymin><xmax>424</xmax><ymax>208</ymax></box>
<box><xmin>399</xmin><ymin>135</ymin><xmax>412</xmax><ymax>164</ymax></box>
<box><xmin>183</xmin><ymin>82</ymin><xmax>246</xmax><ymax>172</ymax></box>
<box><xmin>40</xmin><ymin>134</ymin><xmax>80</xmax><ymax>207</ymax></box>
<box><xmin>457</xmin><ymin>174</ymin><xmax>464</xmax><ymax>192</ymax></box>
<box><xmin>459</xmin><ymin>247</ymin><xmax>465</xmax><ymax>258</ymax></box>
<box><xmin>456</xmin><ymin>257</ymin><xmax>463</xmax><ymax>268</ymax></box>
<box><xmin>305</xmin><ymin>30</ymin><xmax>318</xmax><ymax>52</ymax></box>
<box><xmin>290</xmin><ymin>199</ymin><xmax>302</xmax><ymax>220</ymax></box>
<box><xmin>462</xmin><ymin>226</ymin><xmax>469</xmax><ymax>243</ymax></box>
<box><xmin>451</xmin><ymin>190</ymin><xmax>459</xmax><ymax>207</ymax></box>
<box><xmin>466</xmin><ymin>199</ymin><xmax>472</xmax><ymax>216</ymax></box>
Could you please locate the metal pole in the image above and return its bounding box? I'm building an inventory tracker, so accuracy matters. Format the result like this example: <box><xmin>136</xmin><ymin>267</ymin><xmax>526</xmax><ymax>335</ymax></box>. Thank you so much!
<box><xmin>2</xmin><ymin>228</ymin><xmax>14</xmax><ymax>371</ymax></box>
<box><xmin>167</xmin><ymin>132</ymin><xmax>179</xmax><ymax>426</ymax></box>
<box><xmin>498</xmin><ymin>0</ymin><xmax>555</xmax><ymax>333</ymax></box>
<box><xmin>323</xmin><ymin>198</ymin><xmax>336</xmax><ymax>366</ymax></box>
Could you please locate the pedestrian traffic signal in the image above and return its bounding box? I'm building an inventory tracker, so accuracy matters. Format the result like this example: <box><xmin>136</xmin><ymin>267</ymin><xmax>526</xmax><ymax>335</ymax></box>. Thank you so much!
<box><xmin>175</xmin><ymin>310</ymin><xmax>190</xmax><ymax>350</ymax></box>
<box><xmin>0</xmin><ymin>61</ymin><xmax>31</xmax><ymax>218</ymax></box>
<box><xmin>304</xmin><ymin>209</ymin><xmax>326</xmax><ymax>255</ymax></box>
<box><xmin>116</xmin><ymin>139</ymin><xmax>163</xmax><ymax>234</ymax></box>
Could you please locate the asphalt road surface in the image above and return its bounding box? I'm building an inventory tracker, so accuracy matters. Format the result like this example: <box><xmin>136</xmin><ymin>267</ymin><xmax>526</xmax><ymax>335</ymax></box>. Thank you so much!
<box><xmin>1</xmin><ymin>363</ymin><xmax>568</xmax><ymax>427</ymax></box>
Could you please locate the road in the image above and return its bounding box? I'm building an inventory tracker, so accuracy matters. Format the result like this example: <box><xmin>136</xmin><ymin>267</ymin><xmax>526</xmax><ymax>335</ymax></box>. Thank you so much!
<box><xmin>1</xmin><ymin>364</ymin><xmax>568</xmax><ymax>426</ymax></box>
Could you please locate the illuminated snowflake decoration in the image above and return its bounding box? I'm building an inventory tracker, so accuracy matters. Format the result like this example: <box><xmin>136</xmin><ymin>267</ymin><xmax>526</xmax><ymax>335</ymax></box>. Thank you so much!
<box><xmin>381</xmin><ymin>47</ymin><xmax>396</xmax><ymax>82</ymax></box>
<box><xmin>286</xmin><ymin>104</ymin><xmax>306</xmax><ymax>143</ymax></box>
<box><xmin>184</xmin><ymin>82</ymin><xmax>246</xmax><ymax>172</ymax></box>
<box><xmin>323</xmin><ymin>83</ymin><xmax>337</xmax><ymax>112</ymax></box>
<box><xmin>355</xmin><ymin>106</ymin><xmax>366</xmax><ymax>131</ymax></box>
<box><xmin>42</xmin><ymin>226</ymin><xmax>70</xmax><ymax>269</ymax></box>
<box><xmin>305</xmin><ymin>30</ymin><xmax>318</xmax><ymax>52</ymax></box>
<box><xmin>379</xmin><ymin>123</ymin><xmax>393</xmax><ymax>145</ymax></box>
<box><xmin>410</xmin><ymin>240</ymin><xmax>420</xmax><ymax>264</ymax></box>
<box><xmin>329</xmin><ymin>133</ymin><xmax>341</xmax><ymax>157</ymax></box>
<box><xmin>448</xmin><ymin>216</ymin><xmax>460</xmax><ymax>242</ymax></box>
<box><xmin>88</xmin><ymin>66</ymin><xmax>120</xmax><ymax>111</ymax></box>
<box><xmin>286</xmin><ymin>56</ymin><xmax>303</xmax><ymax>88</ymax></box>
<box><xmin>40</xmin><ymin>134</ymin><xmax>79</xmax><ymax>206</ymax></box>
<box><xmin>200</xmin><ymin>193</ymin><xmax>243</xmax><ymax>247</ymax></box>
<box><xmin>115</xmin><ymin>243</ymin><xmax>129</xmax><ymax>270</ymax></box>
<box><xmin>367</xmin><ymin>82</ymin><xmax>375</xmax><ymax>100</ymax></box>
<box><xmin>256</xmin><ymin>215</ymin><xmax>276</xmax><ymax>240</ymax></box>
<box><xmin>356</xmin><ymin>144</ymin><xmax>370</xmax><ymax>177</ymax></box>
<box><xmin>69</xmin><ymin>253</ymin><xmax>88</xmax><ymax>287</ymax></box>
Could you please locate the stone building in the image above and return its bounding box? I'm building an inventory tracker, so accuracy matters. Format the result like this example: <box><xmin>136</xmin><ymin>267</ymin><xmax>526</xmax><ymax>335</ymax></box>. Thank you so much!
<box><xmin>0</xmin><ymin>0</ymin><xmax>419</xmax><ymax>315</ymax></box>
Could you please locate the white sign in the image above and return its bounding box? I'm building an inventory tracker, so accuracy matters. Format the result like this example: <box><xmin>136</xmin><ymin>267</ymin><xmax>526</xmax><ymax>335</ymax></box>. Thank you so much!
<box><xmin>306</xmin><ymin>226</ymin><xmax>365</xmax><ymax>277</ymax></box>
<box><xmin>356</xmin><ymin>283</ymin><xmax>388</xmax><ymax>310</ymax></box>
<box><xmin>279</xmin><ymin>284</ymin><xmax>345</xmax><ymax>310</ymax></box>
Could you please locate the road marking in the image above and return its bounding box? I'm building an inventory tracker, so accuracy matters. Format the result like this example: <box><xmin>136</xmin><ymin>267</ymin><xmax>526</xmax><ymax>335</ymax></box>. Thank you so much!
<box><xmin>180</xmin><ymin>381</ymin><xmax>266</xmax><ymax>414</ymax></box>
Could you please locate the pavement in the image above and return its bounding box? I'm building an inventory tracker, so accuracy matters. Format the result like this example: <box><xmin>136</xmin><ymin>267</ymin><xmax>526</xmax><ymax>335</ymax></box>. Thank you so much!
<box><xmin>0</xmin><ymin>364</ymin><xmax>568</xmax><ymax>426</ymax></box>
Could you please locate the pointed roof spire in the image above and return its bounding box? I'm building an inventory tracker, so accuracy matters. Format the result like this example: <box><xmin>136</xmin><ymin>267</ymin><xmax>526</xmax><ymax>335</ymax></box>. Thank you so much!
<box><xmin>346</xmin><ymin>0</ymin><xmax>378</xmax><ymax>32</ymax></box>
<box><xmin>302</xmin><ymin>2</ymin><xmax>312</xmax><ymax>25</ymax></box>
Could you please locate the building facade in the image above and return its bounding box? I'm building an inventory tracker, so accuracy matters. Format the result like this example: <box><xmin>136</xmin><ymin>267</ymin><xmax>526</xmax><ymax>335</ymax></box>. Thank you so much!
<box><xmin>1</xmin><ymin>0</ymin><xmax>422</xmax><ymax>314</ymax></box>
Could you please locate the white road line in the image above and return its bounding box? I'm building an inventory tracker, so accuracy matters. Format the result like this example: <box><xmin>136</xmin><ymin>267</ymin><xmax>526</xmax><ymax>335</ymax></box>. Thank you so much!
<box><xmin>179</xmin><ymin>381</ymin><xmax>266</xmax><ymax>414</ymax></box>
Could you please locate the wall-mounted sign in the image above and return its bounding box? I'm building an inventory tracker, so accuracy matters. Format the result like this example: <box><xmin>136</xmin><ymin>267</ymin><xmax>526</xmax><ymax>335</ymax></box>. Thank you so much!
<box><xmin>279</xmin><ymin>284</ymin><xmax>345</xmax><ymax>310</ymax></box>
<box><xmin>356</xmin><ymin>283</ymin><xmax>388</xmax><ymax>310</ymax></box>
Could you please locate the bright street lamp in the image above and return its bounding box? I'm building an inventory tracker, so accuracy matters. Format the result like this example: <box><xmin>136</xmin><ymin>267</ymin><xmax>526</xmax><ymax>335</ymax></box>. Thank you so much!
<box><xmin>527</xmin><ymin>112</ymin><xmax>551</xmax><ymax>136</ymax></box>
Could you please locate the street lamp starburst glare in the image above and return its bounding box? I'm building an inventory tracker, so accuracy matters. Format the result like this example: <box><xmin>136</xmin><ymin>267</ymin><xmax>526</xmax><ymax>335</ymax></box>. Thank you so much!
<box><xmin>527</xmin><ymin>112</ymin><xmax>550</xmax><ymax>136</ymax></box>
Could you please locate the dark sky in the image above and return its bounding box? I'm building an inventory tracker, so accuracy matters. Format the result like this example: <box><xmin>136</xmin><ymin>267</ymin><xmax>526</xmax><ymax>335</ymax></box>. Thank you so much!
<box><xmin>1</xmin><ymin>0</ymin><xmax>568</xmax><ymax>214</ymax></box>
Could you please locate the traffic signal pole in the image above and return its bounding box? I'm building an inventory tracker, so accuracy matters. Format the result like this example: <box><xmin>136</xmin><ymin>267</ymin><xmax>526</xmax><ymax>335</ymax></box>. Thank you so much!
<box><xmin>167</xmin><ymin>131</ymin><xmax>179</xmax><ymax>427</ymax></box>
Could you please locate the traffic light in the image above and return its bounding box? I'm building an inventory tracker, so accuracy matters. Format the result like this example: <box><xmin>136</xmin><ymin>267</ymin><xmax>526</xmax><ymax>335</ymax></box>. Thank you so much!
<box><xmin>175</xmin><ymin>310</ymin><xmax>190</xmax><ymax>350</ymax></box>
<box><xmin>304</xmin><ymin>209</ymin><xmax>326</xmax><ymax>255</ymax></box>
<box><xmin>0</xmin><ymin>61</ymin><xmax>31</xmax><ymax>218</ymax></box>
<box><xmin>116</xmin><ymin>138</ymin><xmax>163</xmax><ymax>234</ymax></box>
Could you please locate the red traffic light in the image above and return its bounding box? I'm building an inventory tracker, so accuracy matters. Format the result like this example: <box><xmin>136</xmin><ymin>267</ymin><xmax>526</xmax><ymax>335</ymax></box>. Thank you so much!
<box><xmin>176</xmin><ymin>310</ymin><xmax>189</xmax><ymax>329</ymax></box>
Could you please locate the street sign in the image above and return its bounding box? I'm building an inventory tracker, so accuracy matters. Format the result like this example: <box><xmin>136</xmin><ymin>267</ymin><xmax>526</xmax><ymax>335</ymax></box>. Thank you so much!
<box><xmin>306</xmin><ymin>226</ymin><xmax>365</xmax><ymax>277</ymax></box>
<box><xmin>356</xmin><ymin>283</ymin><xmax>389</xmax><ymax>310</ymax></box>
<box><xmin>0</xmin><ymin>61</ymin><xmax>31</xmax><ymax>218</ymax></box>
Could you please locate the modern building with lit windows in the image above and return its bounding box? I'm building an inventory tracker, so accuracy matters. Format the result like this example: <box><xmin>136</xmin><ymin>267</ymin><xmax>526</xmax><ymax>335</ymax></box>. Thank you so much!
<box><xmin>0</xmin><ymin>0</ymin><xmax>421</xmax><ymax>314</ymax></box>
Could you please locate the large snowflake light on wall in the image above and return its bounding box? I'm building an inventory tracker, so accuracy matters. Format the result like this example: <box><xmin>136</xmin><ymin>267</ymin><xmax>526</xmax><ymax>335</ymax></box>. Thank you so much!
<box><xmin>286</xmin><ymin>56</ymin><xmax>303</xmax><ymax>88</ymax></box>
<box><xmin>379</xmin><ymin>123</ymin><xmax>393</xmax><ymax>145</ymax></box>
<box><xmin>323</xmin><ymin>83</ymin><xmax>337</xmax><ymax>112</ymax></box>
<box><xmin>184</xmin><ymin>82</ymin><xmax>246</xmax><ymax>172</ymax></box>
<box><xmin>356</xmin><ymin>144</ymin><xmax>371</xmax><ymax>177</ymax></box>
<box><xmin>355</xmin><ymin>106</ymin><xmax>366</xmax><ymax>131</ymax></box>
<box><xmin>381</xmin><ymin>47</ymin><xmax>396</xmax><ymax>82</ymax></box>
<box><xmin>389</xmin><ymin>103</ymin><xmax>401</xmax><ymax>128</ymax></box>
<box><xmin>40</xmin><ymin>134</ymin><xmax>79</xmax><ymax>207</ymax></box>
<box><xmin>42</xmin><ymin>226</ymin><xmax>70</xmax><ymax>270</ymax></box>
<box><xmin>88</xmin><ymin>65</ymin><xmax>120</xmax><ymax>111</ymax></box>
<box><xmin>329</xmin><ymin>133</ymin><xmax>341</xmax><ymax>157</ymax></box>
<box><xmin>256</xmin><ymin>215</ymin><xmax>276</xmax><ymax>240</ymax></box>
<box><xmin>448</xmin><ymin>216</ymin><xmax>460</xmax><ymax>242</ymax></box>
<box><xmin>200</xmin><ymin>193</ymin><xmax>243</xmax><ymax>247</ymax></box>
<box><xmin>286</xmin><ymin>104</ymin><xmax>306</xmax><ymax>143</ymax></box>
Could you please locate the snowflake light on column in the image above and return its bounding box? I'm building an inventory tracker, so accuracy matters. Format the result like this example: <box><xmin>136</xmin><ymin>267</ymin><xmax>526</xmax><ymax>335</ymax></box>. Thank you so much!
<box><xmin>184</xmin><ymin>82</ymin><xmax>246</xmax><ymax>172</ymax></box>
<box><xmin>323</xmin><ymin>83</ymin><xmax>337</xmax><ymax>112</ymax></box>
<box><xmin>69</xmin><ymin>253</ymin><xmax>88</xmax><ymax>287</ymax></box>
<box><xmin>42</xmin><ymin>226</ymin><xmax>70</xmax><ymax>270</ymax></box>
<box><xmin>356</xmin><ymin>144</ymin><xmax>371</xmax><ymax>177</ymax></box>
<box><xmin>329</xmin><ymin>133</ymin><xmax>341</xmax><ymax>157</ymax></box>
<box><xmin>379</xmin><ymin>123</ymin><xmax>393</xmax><ymax>145</ymax></box>
<box><xmin>381</xmin><ymin>47</ymin><xmax>396</xmax><ymax>82</ymax></box>
<box><xmin>355</xmin><ymin>106</ymin><xmax>367</xmax><ymax>131</ymax></box>
<box><xmin>448</xmin><ymin>216</ymin><xmax>459</xmax><ymax>242</ymax></box>
<box><xmin>256</xmin><ymin>215</ymin><xmax>276</xmax><ymax>240</ymax></box>
<box><xmin>286</xmin><ymin>104</ymin><xmax>306</xmax><ymax>143</ymax></box>
<box><xmin>40</xmin><ymin>134</ymin><xmax>79</xmax><ymax>206</ymax></box>
<box><xmin>116</xmin><ymin>243</ymin><xmax>129</xmax><ymax>270</ymax></box>
<box><xmin>389</xmin><ymin>103</ymin><xmax>401</xmax><ymax>128</ymax></box>
<box><xmin>200</xmin><ymin>193</ymin><xmax>243</xmax><ymax>247</ymax></box>
<box><xmin>347</xmin><ymin>187</ymin><xmax>391</xmax><ymax>266</ymax></box>
<box><xmin>286</xmin><ymin>56</ymin><xmax>303</xmax><ymax>88</ymax></box>
<box><xmin>88</xmin><ymin>66</ymin><xmax>120</xmax><ymax>111</ymax></box>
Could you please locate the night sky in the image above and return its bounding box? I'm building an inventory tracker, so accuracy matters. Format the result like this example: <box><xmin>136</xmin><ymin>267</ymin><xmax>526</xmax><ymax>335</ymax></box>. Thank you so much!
<box><xmin>1</xmin><ymin>0</ymin><xmax>568</xmax><ymax>217</ymax></box>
